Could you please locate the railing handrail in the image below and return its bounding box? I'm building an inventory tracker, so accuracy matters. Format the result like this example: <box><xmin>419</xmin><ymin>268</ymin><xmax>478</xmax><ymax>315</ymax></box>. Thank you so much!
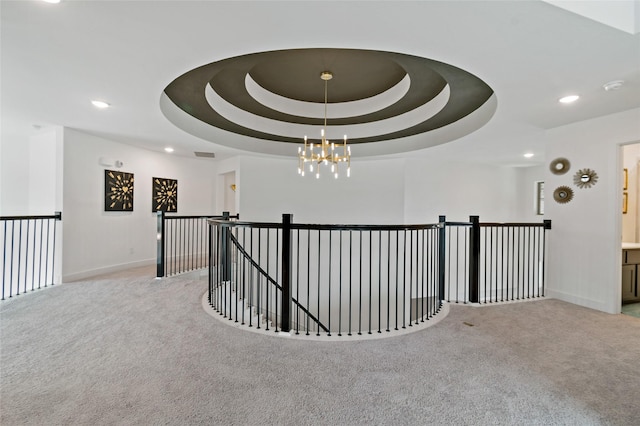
<box><xmin>446</xmin><ymin>220</ymin><xmax>550</xmax><ymax>228</ymax></box>
<box><xmin>228</xmin><ymin>233</ymin><xmax>330</xmax><ymax>333</ymax></box>
<box><xmin>209</xmin><ymin>218</ymin><xmax>443</xmax><ymax>232</ymax></box>
<box><xmin>165</xmin><ymin>213</ymin><xmax>239</xmax><ymax>221</ymax></box>
<box><xmin>0</xmin><ymin>212</ymin><xmax>62</xmax><ymax>221</ymax></box>
<box><xmin>480</xmin><ymin>221</ymin><xmax>551</xmax><ymax>228</ymax></box>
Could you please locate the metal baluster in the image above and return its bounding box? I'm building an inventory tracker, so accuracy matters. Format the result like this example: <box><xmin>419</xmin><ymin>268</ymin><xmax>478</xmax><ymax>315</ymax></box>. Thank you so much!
<box><xmin>338</xmin><ymin>230</ymin><xmax>343</xmax><ymax>336</ymax></box>
<box><xmin>358</xmin><ymin>230</ymin><xmax>362</xmax><ymax>335</ymax></box>
<box><xmin>395</xmin><ymin>230</ymin><xmax>399</xmax><ymax>331</ymax></box>
<box><xmin>307</xmin><ymin>229</ymin><xmax>311</xmax><ymax>335</ymax></box>
<box><xmin>2</xmin><ymin>221</ymin><xmax>7</xmax><ymax>299</ymax></box>
<box><xmin>296</xmin><ymin>229</ymin><xmax>301</xmax><ymax>335</ymax></box>
<box><xmin>349</xmin><ymin>230</ymin><xmax>353</xmax><ymax>336</ymax></box>
<box><xmin>387</xmin><ymin>230</ymin><xmax>391</xmax><ymax>331</ymax></box>
<box><xmin>328</xmin><ymin>230</ymin><xmax>332</xmax><ymax>336</ymax></box>
<box><xmin>368</xmin><ymin>230</ymin><xmax>373</xmax><ymax>334</ymax></box>
<box><xmin>378</xmin><ymin>230</ymin><xmax>382</xmax><ymax>332</ymax></box>
<box><xmin>402</xmin><ymin>229</ymin><xmax>406</xmax><ymax>329</ymax></box>
<box><xmin>317</xmin><ymin>229</ymin><xmax>321</xmax><ymax>336</ymax></box>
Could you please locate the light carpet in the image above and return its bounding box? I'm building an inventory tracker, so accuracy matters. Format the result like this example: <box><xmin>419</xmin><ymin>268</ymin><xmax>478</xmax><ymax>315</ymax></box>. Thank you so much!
<box><xmin>1</xmin><ymin>267</ymin><xmax>639</xmax><ymax>425</ymax></box>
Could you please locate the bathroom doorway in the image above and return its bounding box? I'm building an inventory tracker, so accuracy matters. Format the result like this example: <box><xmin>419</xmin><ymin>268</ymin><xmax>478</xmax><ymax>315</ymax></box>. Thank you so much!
<box><xmin>622</xmin><ymin>143</ymin><xmax>640</xmax><ymax>318</ymax></box>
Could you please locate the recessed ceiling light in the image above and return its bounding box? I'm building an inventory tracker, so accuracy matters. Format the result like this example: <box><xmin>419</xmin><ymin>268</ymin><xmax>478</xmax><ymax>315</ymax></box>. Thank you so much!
<box><xmin>603</xmin><ymin>80</ymin><xmax>624</xmax><ymax>91</ymax></box>
<box><xmin>559</xmin><ymin>95</ymin><xmax>579</xmax><ymax>104</ymax></box>
<box><xmin>42</xmin><ymin>0</ymin><xmax>61</xmax><ymax>3</ymax></box>
<box><xmin>524</xmin><ymin>153</ymin><xmax>534</xmax><ymax>158</ymax></box>
<box><xmin>91</xmin><ymin>100</ymin><xmax>110</xmax><ymax>109</ymax></box>
<box><xmin>164</xmin><ymin>147</ymin><xmax>174</xmax><ymax>153</ymax></box>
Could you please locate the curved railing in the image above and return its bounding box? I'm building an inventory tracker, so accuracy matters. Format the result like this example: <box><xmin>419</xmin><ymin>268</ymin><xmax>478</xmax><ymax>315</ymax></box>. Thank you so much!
<box><xmin>207</xmin><ymin>215</ymin><xmax>551</xmax><ymax>338</ymax></box>
<box><xmin>208</xmin><ymin>215</ymin><xmax>445</xmax><ymax>336</ymax></box>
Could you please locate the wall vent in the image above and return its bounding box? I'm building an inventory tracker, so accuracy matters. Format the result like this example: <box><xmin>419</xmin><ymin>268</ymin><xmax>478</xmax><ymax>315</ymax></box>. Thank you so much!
<box><xmin>194</xmin><ymin>151</ymin><xmax>216</xmax><ymax>158</ymax></box>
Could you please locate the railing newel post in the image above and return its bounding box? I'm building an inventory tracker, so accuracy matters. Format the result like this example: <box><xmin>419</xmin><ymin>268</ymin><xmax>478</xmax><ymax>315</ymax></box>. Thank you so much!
<box><xmin>438</xmin><ymin>215</ymin><xmax>446</xmax><ymax>305</ymax></box>
<box><xmin>281</xmin><ymin>213</ymin><xmax>293</xmax><ymax>333</ymax></box>
<box><xmin>469</xmin><ymin>215</ymin><xmax>480</xmax><ymax>303</ymax></box>
<box><xmin>156</xmin><ymin>211</ymin><xmax>165</xmax><ymax>278</ymax></box>
<box><xmin>222</xmin><ymin>211</ymin><xmax>231</xmax><ymax>282</ymax></box>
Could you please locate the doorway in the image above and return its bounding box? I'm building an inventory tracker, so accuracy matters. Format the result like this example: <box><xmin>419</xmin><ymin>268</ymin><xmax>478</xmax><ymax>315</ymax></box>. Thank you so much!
<box><xmin>220</xmin><ymin>171</ymin><xmax>237</xmax><ymax>215</ymax></box>
<box><xmin>621</xmin><ymin>143</ymin><xmax>640</xmax><ymax>318</ymax></box>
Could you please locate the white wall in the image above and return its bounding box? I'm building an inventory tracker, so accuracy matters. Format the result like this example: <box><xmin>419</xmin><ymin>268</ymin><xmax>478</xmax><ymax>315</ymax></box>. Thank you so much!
<box><xmin>545</xmin><ymin>108</ymin><xmax>640</xmax><ymax>314</ymax></box>
<box><xmin>514</xmin><ymin>165</ymin><xmax>546</xmax><ymax>222</ymax></box>
<box><xmin>61</xmin><ymin>129</ymin><xmax>218</xmax><ymax>281</ymax></box>
<box><xmin>233</xmin><ymin>155</ymin><xmax>538</xmax><ymax>226</ymax></box>
<box><xmin>236</xmin><ymin>156</ymin><xmax>406</xmax><ymax>224</ymax></box>
<box><xmin>1</xmin><ymin>125</ymin><xmax>34</xmax><ymax>215</ymax></box>
<box><xmin>622</xmin><ymin>143</ymin><xmax>640</xmax><ymax>242</ymax></box>
<box><xmin>403</xmin><ymin>159</ymin><xmax>523</xmax><ymax>223</ymax></box>
<box><xmin>28</xmin><ymin>126</ymin><xmax>64</xmax><ymax>214</ymax></box>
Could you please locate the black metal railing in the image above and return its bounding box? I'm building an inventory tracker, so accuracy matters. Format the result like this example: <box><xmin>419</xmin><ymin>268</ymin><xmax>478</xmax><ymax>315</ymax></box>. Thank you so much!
<box><xmin>156</xmin><ymin>211</ymin><xmax>239</xmax><ymax>278</ymax></box>
<box><xmin>1</xmin><ymin>212</ymin><xmax>62</xmax><ymax>300</ymax></box>
<box><xmin>443</xmin><ymin>216</ymin><xmax>552</xmax><ymax>304</ymax></box>
<box><xmin>209</xmin><ymin>215</ymin><xmax>445</xmax><ymax>336</ymax></box>
<box><xmin>207</xmin><ymin>214</ymin><xmax>551</xmax><ymax>337</ymax></box>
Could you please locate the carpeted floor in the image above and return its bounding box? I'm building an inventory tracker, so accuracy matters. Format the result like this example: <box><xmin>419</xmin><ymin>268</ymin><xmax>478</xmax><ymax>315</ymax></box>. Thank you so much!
<box><xmin>1</xmin><ymin>267</ymin><xmax>639</xmax><ymax>425</ymax></box>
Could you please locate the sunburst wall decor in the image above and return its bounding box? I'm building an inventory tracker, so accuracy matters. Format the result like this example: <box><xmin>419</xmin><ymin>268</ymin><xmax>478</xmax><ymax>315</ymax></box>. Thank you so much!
<box><xmin>105</xmin><ymin>170</ymin><xmax>134</xmax><ymax>211</ymax></box>
<box><xmin>553</xmin><ymin>186</ymin><xmax>574</xmax><ymax>204</ymax></box>
<box><xmin>152</xmin><ymin>177</ymin><xmax>178</xmax><ymax>212</ymax></box>
<box><xmin>573</xmin><ymin>168</ymin><xmax>598</xmax><ymax>189</ymax></box>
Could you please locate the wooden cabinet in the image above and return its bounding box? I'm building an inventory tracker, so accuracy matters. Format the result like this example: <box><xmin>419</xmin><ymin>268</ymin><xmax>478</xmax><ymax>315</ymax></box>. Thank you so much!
<box><xmin>622</xmin><ymin>249</ymin><xmax>640</xmax><ymax>303</ymax></box>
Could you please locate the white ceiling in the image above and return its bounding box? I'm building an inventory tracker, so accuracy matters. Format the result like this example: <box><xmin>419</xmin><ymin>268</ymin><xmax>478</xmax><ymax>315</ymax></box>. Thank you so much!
<box><xmin>2</xmin><ymin>0</ymin><xmax>639</xmax><ymax>167</ymax></box>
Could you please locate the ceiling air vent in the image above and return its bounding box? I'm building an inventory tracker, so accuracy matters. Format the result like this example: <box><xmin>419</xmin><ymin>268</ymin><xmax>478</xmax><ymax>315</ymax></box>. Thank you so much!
<box><xmin>194</xmin><ymin>151</ymin><xmax>216</xmax><ymax>158</ymax></box>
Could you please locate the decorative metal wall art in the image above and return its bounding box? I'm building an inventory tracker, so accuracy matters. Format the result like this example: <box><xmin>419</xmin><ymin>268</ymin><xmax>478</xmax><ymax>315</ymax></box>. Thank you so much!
<box><xmin>549</xmin><ymin>158</ymin><xmax>570</xmax><ymax>175</ymax></box>
<box><xmin>105</xmin><ymin>170</ymin><xmax>134</xmax><ymax>211</ymax></box>
<box><xmin>573</xmin><ymin>168</ymin><xmax>598</xmax><ymax>189</ymax></box>
<box><xmin>553</xmin><ymin>186</ymin><xmax>574</xmax><ymax>204</ymax></box>
<box><xmin>152</xmin><ymin>177</ymin><xmax>178</xmax><ymax>212</ymax></box>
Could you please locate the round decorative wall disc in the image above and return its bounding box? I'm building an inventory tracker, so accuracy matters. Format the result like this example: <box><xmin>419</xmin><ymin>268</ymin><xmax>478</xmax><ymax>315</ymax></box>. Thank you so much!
<box><xmin>549</xmin><ymin>158</ymin><xmax>570</xmax><ymax>175</ymax></box>
<box><xmin>573</xmin><ymin>168</ymin><xmax>598</xmax><ymax>189</ymax></box>
<box><xmin>553</xmin><ymin>186</ymin><xmax>574</xmax><ymax>204</ymax></box>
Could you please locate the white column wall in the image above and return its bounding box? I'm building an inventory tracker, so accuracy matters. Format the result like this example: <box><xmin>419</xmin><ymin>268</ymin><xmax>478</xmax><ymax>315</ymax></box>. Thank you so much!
<box><xmin>545</xmin><ymin>108</ymin><xmax>640</xmax><ymax>314</ymax></box>
<box><xmin>61</xmin><ymin>129</ymin><xmax>218</xmax><ymax>281</ymax></box>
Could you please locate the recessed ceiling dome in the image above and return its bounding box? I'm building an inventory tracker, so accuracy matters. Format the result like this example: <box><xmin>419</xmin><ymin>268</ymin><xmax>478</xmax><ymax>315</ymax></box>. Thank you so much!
<box><xmin>161</xmin><ymin>48</ymin><xmax>496</xmax><ymax>157</ymax></box>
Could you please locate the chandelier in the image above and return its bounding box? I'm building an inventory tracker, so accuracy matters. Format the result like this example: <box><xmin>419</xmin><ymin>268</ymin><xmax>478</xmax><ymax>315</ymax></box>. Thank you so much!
<box><xmin>297</xmin><ymin>71</ymin><xmax>351</xmax><ymax>179</ymax></box>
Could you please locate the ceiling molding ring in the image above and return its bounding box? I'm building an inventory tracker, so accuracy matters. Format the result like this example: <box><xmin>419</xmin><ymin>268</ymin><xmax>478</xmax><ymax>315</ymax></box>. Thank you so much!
<box><xmin>162</xmin><ymin>47</ymin><xmax>495</xmax><ymax>151</ymax></box>
<box><xmin>244</xmin><ymin>73</ymin><xmax>412</xmax><ymax>119</ymax></box>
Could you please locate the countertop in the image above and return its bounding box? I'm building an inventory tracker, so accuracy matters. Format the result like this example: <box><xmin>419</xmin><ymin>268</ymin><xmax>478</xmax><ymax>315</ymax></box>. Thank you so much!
<box><xmin>622</xmin><ymin>243</ymin><xmax>640</xmax><ymax>249</ymax></box>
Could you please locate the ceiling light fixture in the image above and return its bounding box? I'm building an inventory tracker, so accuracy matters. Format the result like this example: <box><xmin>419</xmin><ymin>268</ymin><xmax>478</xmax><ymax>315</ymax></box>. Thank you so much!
<box><xmin>558</xmin><ymin>95</ymin><xmax>579</xmax><ymax>104</ymax></box>
<box><xmin>42</xmin><ymin>0</ymin><xmax>61</xmax><ymax>3</ymax></box>
<box><xmin>298</xmin><ymin>71</ymin><xmax>350</xmax><ymax>179</ymax></box>
<box><xmin>603</xmin><ymin>80</ymin><xmax>624</xmax><ymax>91</ymax></box>
<box><xmin>524</xmin><ymin>152</ymin><xmax>534</xmax><ymax>158</ymax></box>
<box><xmin>164</xmin><ymin>147</ymin><xmax>174</xmax><ymax>153</ymax></box>
<box><xmin>91</xmin><ymin>100</ymin><xmax>110</xmax><ymax>109</ymax></box>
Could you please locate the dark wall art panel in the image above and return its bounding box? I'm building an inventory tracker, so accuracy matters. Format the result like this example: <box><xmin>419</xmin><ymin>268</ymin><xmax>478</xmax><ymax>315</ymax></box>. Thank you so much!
<box><xmin>152</xmin><ymin>177</ymin><xmax>178</xmax><ymax>212</ymax></box>
<box><xmin>105</xmin><ymin>170</ymin><xmax>134</xmax><ymax>211</ymax></box>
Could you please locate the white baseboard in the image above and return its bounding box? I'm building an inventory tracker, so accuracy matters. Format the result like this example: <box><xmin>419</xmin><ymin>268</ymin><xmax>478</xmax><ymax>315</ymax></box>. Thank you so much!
<box><xmin>62</xmin><ymin>258</ymin><xmax>156</xmax><ymax>282</ymax></box>
<box><xmin>546</xmin><ymin>289</ymin><xmax>617</xmax><ymax>314</ymax></box>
